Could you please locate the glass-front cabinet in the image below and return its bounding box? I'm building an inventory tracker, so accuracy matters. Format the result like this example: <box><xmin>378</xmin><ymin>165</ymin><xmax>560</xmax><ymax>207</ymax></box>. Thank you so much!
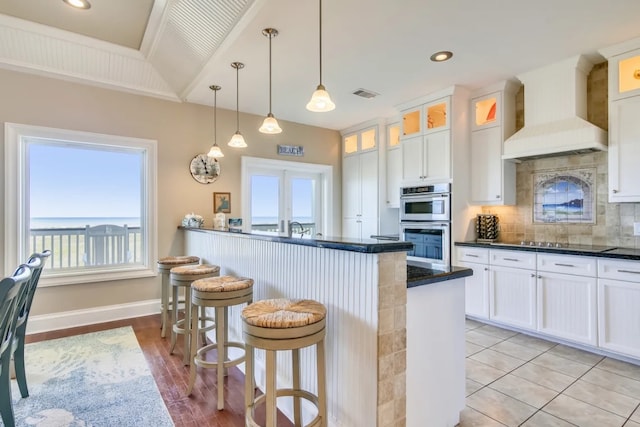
<box><xmin>471</xmin><ymin>92</ymin><xmax>500</xmax><ymax>131</ymax></box>
<box><xmin>424</xmin><ymin>98</ymin><xmax>450</xmax><ymax>133</ymax></box>
<box><xmin>401</xmin><ymin>108</ymin><xmax>421</xmax><ymax>138</ymax></box>
<box><xmin>343</xmin><ymin>126</ymin><xmax>377</xmax><ymax>155</ymax></box>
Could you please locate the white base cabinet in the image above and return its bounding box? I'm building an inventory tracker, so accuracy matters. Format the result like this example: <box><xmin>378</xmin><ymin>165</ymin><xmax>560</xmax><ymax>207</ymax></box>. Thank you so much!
<box><xmin>489</xmin><ymin>265</ymin><xmax>536</xmax><ymax>330</ymax></box>
<box><xmin>537</xmin><ymin>272</ymin><xmax>597</xmax><ymax>345</ymax></box>
<box><xmin>597</xmin><ymin>258</ymin><xmax>640</xmax><ymax>358</ymax></box>
<box><xmin>457</xmin><ymin>245</ymin><xmax>640</xmax><ymax>360</ymax></box>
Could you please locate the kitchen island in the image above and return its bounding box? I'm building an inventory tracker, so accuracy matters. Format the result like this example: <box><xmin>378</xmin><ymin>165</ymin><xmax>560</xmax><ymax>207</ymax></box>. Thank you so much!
<box><xmin>182</xmin><ymin>227</ymin><xmax>471</xmax><ymax>427</ymax></box>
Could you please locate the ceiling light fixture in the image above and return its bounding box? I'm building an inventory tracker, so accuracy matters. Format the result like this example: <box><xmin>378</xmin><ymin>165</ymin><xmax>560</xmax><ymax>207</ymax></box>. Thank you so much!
<box><xmin>259</xmin><ymin>28</ymin><xmax>283</xmax><ymax>134</ymax></box>
<box><xmin>207</xmin><ymin>85</ymin><xmax>224</xmax><ymax>158</ymax></box>
<box><xmin>228</xmin><ymin>62</ymin><xmax>247</xmax><ymax>148</ymax></box>
<box><xmin>430</xmin><ymin>51</ymin><xmax>453</xmax><ymax>62</ymax></box>
<box><xmin>306</xmin><ymin>0</ymin><xmax>335</xmax><ymax>112</ymax></box>
<box><xmin>62</xmin><ymin>0</ymin><xmax>91</xmax><ymax>9</ymax></box>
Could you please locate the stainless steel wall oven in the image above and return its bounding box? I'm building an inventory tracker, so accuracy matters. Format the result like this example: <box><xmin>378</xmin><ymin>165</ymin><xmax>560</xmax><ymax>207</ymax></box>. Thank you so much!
<box><xmin>400</xmin><ymin>183</ymin><xmax>451</xmax><ymax>266</ymax></box>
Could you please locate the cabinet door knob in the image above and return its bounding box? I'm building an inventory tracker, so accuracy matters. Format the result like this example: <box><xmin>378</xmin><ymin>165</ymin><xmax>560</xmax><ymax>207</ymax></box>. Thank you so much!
<box><xmin>484</xmin><ymin>267</ymin><xmax>489</xmax><ymax>271</ymax></box>
<box><xmin>538</xmin><ymin>275</ymin><xmax>542</xmax><ymax>279</ymax></box>
<box><xmin>530</xmin><ymin>273</ymin><xmax>536</xmax><ymax>278</ymax></box>
<box><xmin>496</xmin><ymin>195</ymin><xmax>501</xmax><ymax>199</ymax></box>
<box><xmin>612</xmin><ymin>189</ymin><xmax>619</xmax><ymax>193</ymax></box>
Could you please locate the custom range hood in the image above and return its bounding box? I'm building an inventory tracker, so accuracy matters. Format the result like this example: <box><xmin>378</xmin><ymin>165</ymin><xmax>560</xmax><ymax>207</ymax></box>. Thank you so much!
<box><xmin>503</xmin><ymin>55</ymin><xmax>607</xmax><ymax>160</ymax></box>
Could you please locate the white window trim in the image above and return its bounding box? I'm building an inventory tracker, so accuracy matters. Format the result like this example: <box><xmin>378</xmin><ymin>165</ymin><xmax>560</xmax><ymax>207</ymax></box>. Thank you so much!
<box><xmin>4</xmin><ymin>122</ymin><xmax>158</xmax><ymax>286</ymax></box>
<box><xmin>240</xmin><ymin>156</ymin><xmax>334</xmax><ymax>236</ymax></box>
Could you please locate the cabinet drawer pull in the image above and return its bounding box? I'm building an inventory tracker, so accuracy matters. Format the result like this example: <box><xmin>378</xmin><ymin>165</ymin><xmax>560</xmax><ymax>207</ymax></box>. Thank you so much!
<box><xmin>554</xmin><ymin>263</ymin><xmax>575</xmax><ymax>267</ymax></box>
<box><xmin>618</xmin><ymin>269</ymin><xmax>640</xmax><ymax>274</ymax></box>
<box><xmin>503</xmin><ymin>257</ymin><xmax>520</xmax><ymax>262</ymax></box>
<box><xmin>466</xmin><ymin>254</ymin><xmax>479</xmax><ymax>258</ymax></box>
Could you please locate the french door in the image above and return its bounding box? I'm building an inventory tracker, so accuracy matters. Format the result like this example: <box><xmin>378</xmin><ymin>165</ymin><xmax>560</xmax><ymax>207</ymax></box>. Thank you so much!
<box><xmin>243</xmin><ymin>158</ymin><xmax>329</xmax><ymax>238</ymax></box>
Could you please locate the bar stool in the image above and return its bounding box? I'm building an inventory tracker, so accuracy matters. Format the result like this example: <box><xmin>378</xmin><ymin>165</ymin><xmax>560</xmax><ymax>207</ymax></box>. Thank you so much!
<box><xmin>242</xmin><ymin>298</ymin><xmax>327</xmax><ymax>427</ymax></box>
<box><xmin>169</xmin><ymin>264</ymin><xmax>219</xmax><ymax>364</ymax></box>
<box><xmin>187</xmin><ymin>276</ymin><xmax>254</xmax><ymax>410</ymax></box>
<box><xmin>157</xmin><ymin>256</ymin><xmax>200</xmax><ymax>338</ymax></box>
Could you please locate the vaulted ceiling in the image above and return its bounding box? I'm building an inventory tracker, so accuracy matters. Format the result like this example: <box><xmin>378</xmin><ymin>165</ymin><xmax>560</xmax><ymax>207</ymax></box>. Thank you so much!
<box><xmin>1</xmin><ymin>0</ymin><xmax>640</xmax><ymax>130</ymax></box>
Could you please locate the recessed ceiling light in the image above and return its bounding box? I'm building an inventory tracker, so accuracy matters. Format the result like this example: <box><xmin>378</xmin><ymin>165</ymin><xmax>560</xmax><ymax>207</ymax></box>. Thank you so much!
<box><xmin>430</xmin><ymin>51</ymin><xmax>453</xmax><ymax>62</ymax></box>
<box><xmin>63</xmin><ymin>0</ymin><xmax>91</xmax><ymax>10</ymax></box>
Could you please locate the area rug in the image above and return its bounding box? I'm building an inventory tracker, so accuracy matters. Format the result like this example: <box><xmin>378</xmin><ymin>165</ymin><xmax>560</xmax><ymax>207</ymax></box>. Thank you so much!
<box><xmin>11</xmin><ymin>326</ymin><xmax>174</xmax><ymax>427</ymax></box>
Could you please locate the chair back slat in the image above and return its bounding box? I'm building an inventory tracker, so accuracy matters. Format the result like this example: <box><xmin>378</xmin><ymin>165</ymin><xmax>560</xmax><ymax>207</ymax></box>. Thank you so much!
<box><xmin>0</xmin><ymin>266</ymin><xmax>31</xmax><ymax>357</ymax></box>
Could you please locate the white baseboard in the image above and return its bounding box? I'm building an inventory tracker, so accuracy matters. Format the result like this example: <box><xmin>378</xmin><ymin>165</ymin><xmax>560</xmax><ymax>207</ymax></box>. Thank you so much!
<box><xmin>27</xmin><ymin>299</ymin><xmax>161</xmax><ymax>335</ymax></box>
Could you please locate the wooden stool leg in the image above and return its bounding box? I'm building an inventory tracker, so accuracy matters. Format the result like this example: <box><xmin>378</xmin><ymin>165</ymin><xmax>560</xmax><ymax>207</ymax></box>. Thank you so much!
<box><xmin>244</xmin><ymin>342</ymin><xmax>255</xmax><ymax>421</ymax></box>
<box><xmin>223</xmin><ymin>307</ymin><xmax>229</xmax><ymax>376</ymax></box>
<box><xmin>170</xmin><ymin>284</ymin><xmax>179</xmax><ymax>354</ymax></box>
<box><xmin>183</xmin><ymin>286</ymin><xmax>192</xmax><ymax>365</ymax></box>
<box><xmin>317</xmin><ymin>338</ymin><xmax>327</xmax><ymax>426</ymax></box>
<box><xmin>216</xmin><ymin>306</ymin><xmax>225</xmax><ymax>410</ymax></box>
<box><xmin>292</xmin><ymin>348</ymin><xmax>302</xmax><ymax>427</ymax></box>
<box><xmin>266</xmin><ymin>350</ymin><xmax>277</xmax><ymax>427</ymax></box>
<box><xmin>161</xmin><ymin>272</ymin><xmax>169</xmax><ymax>337</ymax></box>
<box><xmin>187</xmin><ymin>299</ymin><xmax>199</xmax><ymax>395</ymax></box>
<box><xmin>199</xmin><ymin>305</ymin><xmax>207</xmax><ymax>344</ymax></box>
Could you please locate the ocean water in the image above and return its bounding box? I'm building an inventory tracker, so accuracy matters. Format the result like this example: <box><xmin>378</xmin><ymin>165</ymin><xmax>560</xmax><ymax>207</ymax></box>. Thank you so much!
<box><xmin>251</xmin><ymin>216</ymin><xmax>313</xmax><ymax>225</ymax></box>
<box><xmin>30</xmin><ymin>217</ymin><xmax>140</xmax><ymax>229</ymax></box>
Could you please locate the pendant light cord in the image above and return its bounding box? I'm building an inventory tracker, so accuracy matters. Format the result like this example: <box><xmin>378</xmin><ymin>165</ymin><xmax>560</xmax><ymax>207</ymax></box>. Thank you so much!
<box><xmin>213</xmin><ymin>89</ymin><xmax>217</xmax><ymax>143</ymax></box>
<box><xmin>268</xmin><ymin>33</ymin><xmax>273</xmax><ymax>114</ymax></box>
<box><xmin>319</xmin><ymin>0</ymin><xmax>323</xmax><ymax>86</ymax></box>
<box><xmin>235</xmin><ymin>65</ymin><xmax>240</xmax><ymax>131</ymax></box>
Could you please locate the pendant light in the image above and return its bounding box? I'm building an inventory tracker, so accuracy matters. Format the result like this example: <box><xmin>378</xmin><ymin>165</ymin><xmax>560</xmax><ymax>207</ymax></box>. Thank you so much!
<box><xmin>306</xmin><ymin>0</ymin><xmax>335</xmax><ymax>112</ymax></box>
<box><xmin>207</xmin><ymin>85</ymin><xmax>224</xmax><ymax>158</ymax></box>
<box><xmin>228</xmin><ymin>62</ymin><xmax>248</xmax><ymax>148</ymax></box>
<box><xmin>259</xmin><ymin>28</ymin><xmax>283</xmax><ymax>134</ymax></box>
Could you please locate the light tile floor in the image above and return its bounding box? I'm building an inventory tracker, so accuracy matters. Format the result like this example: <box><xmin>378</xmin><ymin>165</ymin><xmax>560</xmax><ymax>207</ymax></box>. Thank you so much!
<box><xmin>460</xmin><ymin>319</ymin><xmax>640</xmax><ymax>427</ymax></box>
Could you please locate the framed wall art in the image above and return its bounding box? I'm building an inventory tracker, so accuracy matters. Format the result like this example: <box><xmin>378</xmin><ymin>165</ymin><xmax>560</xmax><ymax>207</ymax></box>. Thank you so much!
<box><xmin>213</xmin><ymin>192</ymin><xmax>231</xmax><ymax>213</ymax></box>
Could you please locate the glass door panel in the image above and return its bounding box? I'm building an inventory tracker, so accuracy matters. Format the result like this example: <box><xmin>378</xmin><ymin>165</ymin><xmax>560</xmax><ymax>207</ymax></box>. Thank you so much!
<box><xmin>290</xmin><ymin>176</ymin><xmax>318</xmax><ymax>238</ymax></box>
<box><xmin>250</xmin><ymin>174</ymin><xmax>281</xmax><ymax>235</ymax></box>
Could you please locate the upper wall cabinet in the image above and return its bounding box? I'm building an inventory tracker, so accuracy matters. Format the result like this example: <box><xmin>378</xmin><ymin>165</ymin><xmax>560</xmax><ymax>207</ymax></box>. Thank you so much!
<box><xmin>343</xmin><ymin>126</ymin><xmax>377</xmax><ymax>155</ymax></box>
<box><xmin>599</xmin><ymin>37</ymin><xmax>640</xmax><ymax>202</ymax></box>
<box><xmin>469</xmin><ymin>81</ymin><xmax>520</xmax><ymax>205</ymax></box>
<box><xmin>401</xmin><ymin>96</ymin><xmax>450</xmax><ymax>139</ymax></box>
<box><xmin>386</xmin><ymin>122</ymin><xmax>402</xmax><ymax>208</ymax></box>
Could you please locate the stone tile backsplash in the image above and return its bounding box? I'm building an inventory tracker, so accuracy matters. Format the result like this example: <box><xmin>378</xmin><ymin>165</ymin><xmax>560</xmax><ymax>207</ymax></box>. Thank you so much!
<box><xmin>482</xmin><ymin>151</ymin><xmax>640</xmax><ymax>248</ymax></box>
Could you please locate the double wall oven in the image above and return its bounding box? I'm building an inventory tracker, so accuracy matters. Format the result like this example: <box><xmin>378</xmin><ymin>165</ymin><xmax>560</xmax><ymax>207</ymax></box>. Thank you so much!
<box><xmin>400</xmin><ymin>183</ymin><xmax>451</xmax><ymax>266</ymax></box>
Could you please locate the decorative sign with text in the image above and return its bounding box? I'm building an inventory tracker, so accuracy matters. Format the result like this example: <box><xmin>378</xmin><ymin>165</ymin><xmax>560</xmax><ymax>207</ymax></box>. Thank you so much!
<box><xmin>277</xmin><ymin>145</ymin><xmax>304</xmax><ymax>157</ymax></box>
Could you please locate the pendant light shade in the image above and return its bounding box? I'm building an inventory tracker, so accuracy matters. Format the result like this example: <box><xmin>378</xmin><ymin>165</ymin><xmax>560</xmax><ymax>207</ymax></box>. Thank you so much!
<box><xmin>207</xmin><ymin>85</ymin><xmax>224</xmax><ymax>158</ymax></box>
<box><xmin>228</xmin><ymin>62</ymin><xmax>248</xmax><ymax>148</ymax></box>
<box><xmin>259</xmin><ymin>28</ymin><xmax>282</xmax><ymax>134</ymax></box>
<box><xmin>306</xmin><ymin>0</ymin><xmax>335</xmax><ymax>112</ymax></box>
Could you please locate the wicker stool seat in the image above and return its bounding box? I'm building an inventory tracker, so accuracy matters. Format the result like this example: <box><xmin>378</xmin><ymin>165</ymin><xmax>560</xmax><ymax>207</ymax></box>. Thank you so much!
<box><xmin>187</xmin><ymin>276</ymin><xmax>254</xmax><ymax>410</ymax></box>
<box><xmin>242</xmin><ymin>298</ymin><xmax>327</xmax><ymax>427</ymax></box>
<box><xmin>169</xmin><ymin>264</ymin><xmax>219</xmax><ymax>365</ymax></box>
<box><xmin>157</xmin><ymin>256</ymin><xmax>199</xmax><ymax>338</ymax></box>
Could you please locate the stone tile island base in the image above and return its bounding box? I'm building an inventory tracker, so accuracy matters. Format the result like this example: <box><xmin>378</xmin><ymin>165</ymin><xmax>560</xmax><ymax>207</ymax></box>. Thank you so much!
<box><xmin>183</xmin><ymin>229</ymin><xmax>464</xmax><ymax>427</ymax></box>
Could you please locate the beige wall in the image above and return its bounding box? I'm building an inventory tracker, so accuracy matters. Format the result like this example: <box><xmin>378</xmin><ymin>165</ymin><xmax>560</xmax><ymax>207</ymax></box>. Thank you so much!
<box><xmin>0</xmin><ymin>68</ymin><xmax>341</xmax><ymax>316</ymax></box>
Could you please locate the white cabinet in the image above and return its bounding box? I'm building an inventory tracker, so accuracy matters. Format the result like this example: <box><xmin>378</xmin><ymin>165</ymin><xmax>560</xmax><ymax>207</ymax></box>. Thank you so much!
<box><xmin>597</xmin><ymin>258</ymin><xmax>640</xmax><ymax>358</ymax></box>
<box><xmin>469</xmin><ymin>81</ymin><xmax>518</xmax><ymax>205</ymax></box>
<box><xmin>456</xmin><ymin>247</ymin><xmax>490</xmax><ymax>318</ymax></box>
<box><xmin>599</xmin><ymin>40</ymin><xmax>640</xmax><ymax>202</ymax></box>
<box><xmin>401</xmin><ymin>130</ymin><xmax>450</xmax><ymax>182</ymax></box>
<box><xmin>489</xmin><ymin>250</ymin><xmax>537</xmax><ymax>330</ymax></box>
<box><xmin>608</xmin><ymin>96</ymin><xmax>640</xmax><ymax>202</ymax></box>
<box><xmin>342</xmin><ymin>150</ymin><xmax>378</xmax><ymax>239</ymax></box>
<box><xmin>536</xmin><ymin>254</ymin><xmax>598</xmax><ymax>345</ymax></box>
<box><xmin>386</xmin><ymin>123</ymin><xmax>402</xmax><ymax>208</ymax></box>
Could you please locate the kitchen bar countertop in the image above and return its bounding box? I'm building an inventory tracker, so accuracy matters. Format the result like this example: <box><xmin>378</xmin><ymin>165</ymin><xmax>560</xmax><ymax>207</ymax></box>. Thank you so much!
<box><xmin>181</xmin><ymin>226</ymin><xmax>413</xmax><ymax>253</ymax></box>
<box><xmin>456</xmin><ymin>241</ymin><xmax>640</xmax><ymax>260</ymax></box>
<box><xmin>181</xmin><ymin>227</ymin><xmax>472</xmax><ymax>287</ymax></box>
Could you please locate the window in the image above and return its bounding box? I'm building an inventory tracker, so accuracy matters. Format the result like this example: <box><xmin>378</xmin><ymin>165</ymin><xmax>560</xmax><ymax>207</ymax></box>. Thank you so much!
<box><xmin>4</xmin><ymin>123</ymin><xmax>157</xmax><ymax>286</ymax></box>
<box><xmin>241</xmin><ymin>157</ymin><xmax>333</xmax><ymax>238</ymax></box>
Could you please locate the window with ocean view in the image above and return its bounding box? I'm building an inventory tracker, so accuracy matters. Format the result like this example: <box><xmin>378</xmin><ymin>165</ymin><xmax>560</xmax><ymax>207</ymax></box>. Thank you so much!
<box><xmin>4</xmin><ymin>123</ymin><xmax>157</xmax><ymax>286</ymax></box>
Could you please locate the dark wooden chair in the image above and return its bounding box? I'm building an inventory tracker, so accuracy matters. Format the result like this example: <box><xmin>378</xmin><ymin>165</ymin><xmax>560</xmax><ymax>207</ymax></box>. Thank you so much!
<box><xmin>0</xmin><ymin>264</ymin><xmax>32</xmax><ymax>427</ymax></box>
<box><xmin>83</xmin><ymin>224</ymin><xmax>130</xmax><ymax>266</ymax></box>
<box><xmin>13</xmin><ymin>250</ymin><xmax>51</xmax><ymax>398</ymax></box>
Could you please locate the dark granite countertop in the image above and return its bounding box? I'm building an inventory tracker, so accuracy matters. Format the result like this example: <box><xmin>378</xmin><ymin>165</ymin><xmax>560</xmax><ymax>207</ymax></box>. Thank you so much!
<box><xmin>406</xmin><ymin>261</ymin><xmax>473</xmax><ymax>288</ymax></box>
<box><xmin>181</xmin><ymin>227</ymin><xmax>413</xmax><ymax>254</ymax></box>
<box><xmin>455</xmin><ymin>241</ymin><xmax>640</xmax><ymax>261</ymax></box>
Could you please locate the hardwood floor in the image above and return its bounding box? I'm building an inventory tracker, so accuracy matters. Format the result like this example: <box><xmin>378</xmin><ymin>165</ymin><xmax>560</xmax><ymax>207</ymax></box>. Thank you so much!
<box><xmin>26</xmin><ymin>315</ymin><xmax>293</xmax><ymax>427</ymax></box>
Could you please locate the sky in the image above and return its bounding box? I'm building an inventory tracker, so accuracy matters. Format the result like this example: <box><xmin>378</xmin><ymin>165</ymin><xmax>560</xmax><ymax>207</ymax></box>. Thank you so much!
<box><xmin>29</xmin><ymin>142</ymin><xmax>142</xmax><ymax>218</ymax></box>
